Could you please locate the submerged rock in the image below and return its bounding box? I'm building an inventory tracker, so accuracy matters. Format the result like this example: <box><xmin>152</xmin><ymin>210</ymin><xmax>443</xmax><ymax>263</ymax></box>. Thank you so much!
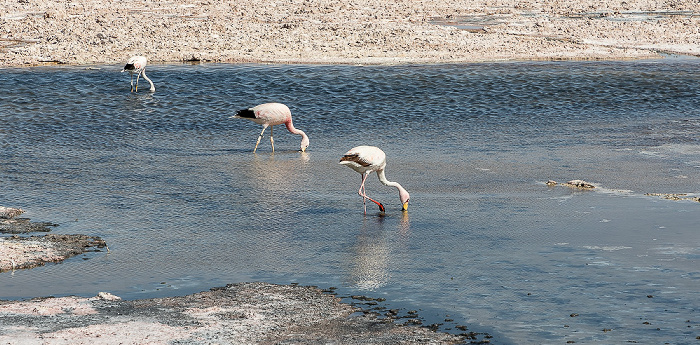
<box><xmin>0</xmin><ymin>207</ymin><xmax>24</xmax><ymax>219</ymax></box>
<box><xmin>645</xmin><ymin>193</ymin><xmax>700</xmax><ymax>202</ymax></box>
<box><xmin>564</xmin><ymin>179</ymin><xmax>596</xmax><ymax>189</ymax></box>
<box><xmin>0</xmin><ymin>218</ymin><xmax>57</xmax><ymax>234</ymax></box>
<box><xmin>544</xmin><ymin>179</ymin><xmax>596</xmax><ymax>189</ymax></box>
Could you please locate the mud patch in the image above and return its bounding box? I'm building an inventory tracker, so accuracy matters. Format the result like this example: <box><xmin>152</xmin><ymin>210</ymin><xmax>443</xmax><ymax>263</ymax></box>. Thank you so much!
<box><xmin>0</xmin><ymin>218</ymin><xmax>58</xmax><ymax>234</ymax></box>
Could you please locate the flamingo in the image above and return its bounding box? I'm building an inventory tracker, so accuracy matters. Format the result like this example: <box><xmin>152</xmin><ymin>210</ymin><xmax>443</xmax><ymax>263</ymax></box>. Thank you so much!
<box><xmin>339</xmin><ymin>145</ymin><xmax>410</xmax><ymax>214</ymax></box>
<box><xmin>231</xmin><ymin>103</ymin><xmax>309</xmax><ymax>153</ymax></box>
<box><xmin>121</xmin><ymin>56</ymin><xmax>155</xmax><ymax>92</ymax></box>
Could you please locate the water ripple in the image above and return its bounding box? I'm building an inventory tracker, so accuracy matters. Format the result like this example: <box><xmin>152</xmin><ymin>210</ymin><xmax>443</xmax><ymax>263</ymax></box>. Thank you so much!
<box><xmin>1</xmin><ymin>61</ymin><xmax>699</xmax><ymax>345</ymax></box>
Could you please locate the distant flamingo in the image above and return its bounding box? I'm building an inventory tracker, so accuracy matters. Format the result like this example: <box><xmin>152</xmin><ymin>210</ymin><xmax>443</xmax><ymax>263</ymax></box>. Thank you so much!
<box><xmin>231</xmin><ymin>103</ymin><xmax>309</xmax><ymax>153</ymax></box>
<box><xmin>339</xmin><ymin>145</ymin><xmax>410</xmax><ymax>214</ymax></box>
<box><xmin>121</xmin><ymin>56</ymin><xmax>155</xmax><ymax>92</ymax></box>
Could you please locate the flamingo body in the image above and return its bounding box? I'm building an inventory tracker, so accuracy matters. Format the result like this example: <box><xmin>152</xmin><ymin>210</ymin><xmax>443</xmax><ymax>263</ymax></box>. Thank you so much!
<box><xmin>122</xmin><ymin>56</ymin><xmax>155</xmax><ymax>92</ymax></box>
<box><xmin>231</xmin><ymin>103</ymin><xmax>309</xmax><ymax>153</ymax></box>
<box><xmin>340</xmin><ymin>145</ymin><xmax>410</xmax><ymax>214</ymax></box>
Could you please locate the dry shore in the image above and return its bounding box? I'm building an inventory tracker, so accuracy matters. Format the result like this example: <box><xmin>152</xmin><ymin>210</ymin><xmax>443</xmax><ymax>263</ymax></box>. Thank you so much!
<box><xmin>2</xmin><ymin>0</ymin><xmax>700</xmax><ymax>66</ymax></box>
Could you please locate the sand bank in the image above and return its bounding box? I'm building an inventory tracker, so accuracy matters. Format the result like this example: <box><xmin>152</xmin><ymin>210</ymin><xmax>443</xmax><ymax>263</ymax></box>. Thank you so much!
<box><xmin>2</xmin><ymin>0</ymin><xmax>700</xmax><ymax>66</ymax></box>
<box><xmin>0</xmin><ymin>282</ymin><xmax>467</xmax><ymax>344</ymax></box>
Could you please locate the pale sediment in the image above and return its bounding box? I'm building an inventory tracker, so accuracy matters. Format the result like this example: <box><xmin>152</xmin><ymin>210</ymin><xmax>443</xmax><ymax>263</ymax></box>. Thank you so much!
<box><xmin>0</xmin><ymin>234</ymin><xmax>107</xmax><ymax>272</ymax></box>
<box><xmin>2</xmin><ymin>0</ymin><xmax>700</xmax><ymax>66</ymax></box>
<box><xmin>0</xmin><ymin>282</ymin><xmax>466</xmax><ymax>344</ymax></box>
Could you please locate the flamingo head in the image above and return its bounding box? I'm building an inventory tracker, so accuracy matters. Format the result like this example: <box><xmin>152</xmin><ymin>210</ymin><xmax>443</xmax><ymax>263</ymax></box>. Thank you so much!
<box><xmin>399</xmin><ymin>189</ymin><xmax>410</xmax><ymax>211</ymax></box>
<box><xmin>300</xmin><ymin>135</ymin><xmax>310</xmax><ymax>153</ymax></box>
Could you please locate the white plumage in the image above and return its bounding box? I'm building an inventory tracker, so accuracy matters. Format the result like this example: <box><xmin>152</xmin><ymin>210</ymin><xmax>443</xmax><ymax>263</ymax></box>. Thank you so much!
<box><xmin>122</xmin><ymin>56</ymin><xmax>155</xmax><ymax>92</ymax></box>
<box><xmin>340</xmin><ymin>145</ymin><xmax>410</xmax><ymax>214</ymax></box>
<box><xmin>231</xmin><ymin>103</ymin><xmax>309</xmax><ymax>153</ymax></box>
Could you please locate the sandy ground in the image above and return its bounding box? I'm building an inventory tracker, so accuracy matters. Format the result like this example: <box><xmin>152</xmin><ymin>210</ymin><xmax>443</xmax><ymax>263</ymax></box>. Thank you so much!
<box><xmin>0</xmin><ymin>282</ymin><xmax>468</xmax><ymax>344</ymax></box>
<box><xmin>2</xmin><ymin>0</ymin><xmax>700</xmax><ymax>66</ymax></box>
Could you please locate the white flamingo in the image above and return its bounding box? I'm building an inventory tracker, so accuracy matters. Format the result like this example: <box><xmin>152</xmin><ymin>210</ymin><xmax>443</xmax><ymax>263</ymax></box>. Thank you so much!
<box><xmin>121</xmin><ymin>56</ymin><xmax>155</xmax><ymax>92</ymax></box>
<box><xmin>231</xmin><ymin>103</ymin><xmax>309</xmax><ymax>153</ymax></box>
<box><xmin>340</xmin><ymin>145</ymin><xmax>410</xmax><ymax>214</ymax></box>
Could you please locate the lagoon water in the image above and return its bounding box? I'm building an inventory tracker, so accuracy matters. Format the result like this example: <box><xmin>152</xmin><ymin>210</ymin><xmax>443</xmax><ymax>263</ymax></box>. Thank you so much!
<box><xmin>1</xmin><ymin>60</ymin><xmax>699</xmax><ymax>344</ymax></box>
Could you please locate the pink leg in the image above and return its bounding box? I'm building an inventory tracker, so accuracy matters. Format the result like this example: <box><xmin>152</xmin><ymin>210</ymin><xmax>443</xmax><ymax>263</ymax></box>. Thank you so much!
<box><xmin>358</xmin><ymin>174</ymin><xmax>367</xmax><ymax>214</ymax></box>
<box><xmin>254</xmin><ymin>124</ymin><xmax>268</xmax><ymax>153</ymax></box>
<box><xmin>358</xmin><ymin>173</ymin><xmax>385</xmax><ymax>214</ymax></box>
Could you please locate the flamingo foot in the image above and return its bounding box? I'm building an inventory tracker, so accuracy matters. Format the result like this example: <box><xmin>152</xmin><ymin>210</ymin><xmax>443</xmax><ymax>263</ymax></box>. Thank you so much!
<box><xmin>374</xmin><ymin>201</ymin><xmax>385</xmax><ymax>213</ymax></box>
<box><xmin>364</xmin><ymin>196</ymin><xmax>385</xmax><ymax>213</ymax></box>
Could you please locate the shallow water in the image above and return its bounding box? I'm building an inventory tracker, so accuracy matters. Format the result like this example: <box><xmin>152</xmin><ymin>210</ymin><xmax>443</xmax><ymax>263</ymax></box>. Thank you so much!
<box><xmin>1</xmin><ymin>59</ymin><xmax>699</xmax><ymax>344</ymax></box>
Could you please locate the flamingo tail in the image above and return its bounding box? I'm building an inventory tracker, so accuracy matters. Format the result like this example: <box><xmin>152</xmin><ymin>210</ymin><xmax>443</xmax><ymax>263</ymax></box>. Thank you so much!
<box><xmin>234</xmin><ymin>109</ymin><xmax>256</xmax><ymax>119</ymax></box>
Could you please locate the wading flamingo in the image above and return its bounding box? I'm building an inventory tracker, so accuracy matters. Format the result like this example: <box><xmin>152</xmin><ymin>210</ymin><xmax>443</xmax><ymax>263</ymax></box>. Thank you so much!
<box><xmin>121</xmin><ymin>56</ymin><xmax>155</xmax><ymax>92</ymax></box>
<box><xmin>231</xmin><ymin>103</ymin><xmax>309</xmax><ymax>153</ymax></box>
<box><xmin>339</xmin><ymin>145</ymin><xmax>410</xmax><ymax>214</ymax></box>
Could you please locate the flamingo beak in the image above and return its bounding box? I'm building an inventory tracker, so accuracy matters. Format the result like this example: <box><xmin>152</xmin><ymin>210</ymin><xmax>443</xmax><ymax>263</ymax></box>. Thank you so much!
<box><xmin>402</xmin><ymin>202</ymin><xmax>409</xmax><ymax>211</ymax></box>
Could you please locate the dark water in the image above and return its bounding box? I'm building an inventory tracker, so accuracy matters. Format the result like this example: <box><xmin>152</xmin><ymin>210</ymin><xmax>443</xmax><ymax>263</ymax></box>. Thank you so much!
<box><xmin>1</xmin><ymin>59</ymin><xmax>699</xmax><ymax>344</ymax></box>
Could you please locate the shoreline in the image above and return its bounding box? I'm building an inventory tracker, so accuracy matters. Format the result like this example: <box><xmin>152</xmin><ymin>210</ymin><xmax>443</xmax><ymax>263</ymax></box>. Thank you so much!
<box><xmin>0</xmin><ymin>282</ymin><xmax>472</xmax><ymax>344</ymax></box>
<box><xmin>0</xmin><ymin>214</ymin><xmax>476</xmax><ymax>344</ymax></box>
<box><xmin>3</xmin><ymin>0</ymin><xmax>700</xmax><ymax>67</ymax></box>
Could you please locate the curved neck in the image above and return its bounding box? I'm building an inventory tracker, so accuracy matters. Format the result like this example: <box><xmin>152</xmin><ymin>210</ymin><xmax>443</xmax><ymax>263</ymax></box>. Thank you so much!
<box><xmin>377</xmin><ymin>169</ymin><xmax>404</xmax><ymax>192</ymax></box>
<box><xmin>141</xmin><ymin>70</ymin><xmax>155</xmax><ymax>91</ymax></box>
<box><xmin>285</xmin><ymin>121</ymin><xmax>307</xmax><ymax>140</ymax></box>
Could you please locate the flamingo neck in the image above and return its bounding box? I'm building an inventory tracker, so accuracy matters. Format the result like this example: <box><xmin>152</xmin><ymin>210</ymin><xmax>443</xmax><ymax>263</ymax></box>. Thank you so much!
<box><xmin>377</xmin><ymin>169</ymin><xmax>405</xmax><ymax>192</ymax></box>
<box><xmin>141</xmin><ymin>70</ymin><xmax>155</xmax><ymax>92</ymax></box>
<box><xmin>285</xmin><ymin>121</ymin><xmax>309</xmax><ymax>146</ymax></box>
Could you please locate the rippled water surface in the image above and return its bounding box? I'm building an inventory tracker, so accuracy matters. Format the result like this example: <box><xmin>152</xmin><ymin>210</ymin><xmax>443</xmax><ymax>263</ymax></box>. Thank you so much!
<box><xmin>1</xmin><ymin>60</ymin><xmax>699</xmax><ymax>344</ymax></box>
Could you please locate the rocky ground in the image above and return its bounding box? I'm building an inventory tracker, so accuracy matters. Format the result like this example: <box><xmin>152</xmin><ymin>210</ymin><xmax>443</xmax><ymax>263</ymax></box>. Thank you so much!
<box><xmin>2</xmin><ymin>0</ymin><xmax>700</xmax><ymax>66</ymax></box>
<box><xmin>0</xmin><ymin>233</ymin><xmax>108</xmax><ymax>273</ymax></box>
